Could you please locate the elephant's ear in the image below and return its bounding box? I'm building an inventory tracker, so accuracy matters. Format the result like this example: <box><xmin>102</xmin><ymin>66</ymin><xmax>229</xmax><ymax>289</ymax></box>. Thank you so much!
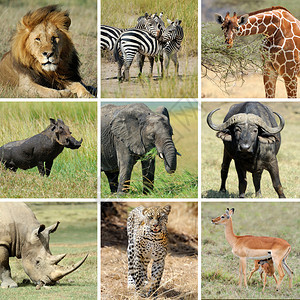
<box><xmin>156</xmin><ymin>106</ymin><xmax>173</xmax><ymax>134</ymax></box>
<box><xmin>156</xmin><ymin>106</ymin><xmax>170</xmax><ymax>121</ymax></box>
<box><xmin>110</xmin><ymin>108</ymin><xmax>146</xmax><ymax>155</ymax></box>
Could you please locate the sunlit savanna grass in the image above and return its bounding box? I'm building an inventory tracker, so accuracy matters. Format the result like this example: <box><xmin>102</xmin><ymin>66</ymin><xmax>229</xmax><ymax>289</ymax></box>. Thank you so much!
<box><xmin>201</xmin><ymin>102</ymin><xmax>300</xmax><ymax>198</ymax></box>
<box><xmin>0</xmin><ymin>102</ymin><xmax>97</xmax><ymax>198</ymax></box>
<box><xmin>202</xmin><ymin>202</ymin><xmax>300</xmax><ymax>299</ymax></box>
<box><xmin>101</xmin><ymin>105</ymin><xmax>198</xmax><ymax>198</ymax></box>
<box><xmin>0</xmin><ymin>0</ymin><xmax>97</xmax><ymax>98</ymax></box>
<box><xmin>101</xmin><ymin>0</ymin><xmax>198</xmax><ymax>98</ymax></box>
<box><xmin>0</xmin><ymin>202</ymin><xmax>97</xmax><ymax>300</ymax></box>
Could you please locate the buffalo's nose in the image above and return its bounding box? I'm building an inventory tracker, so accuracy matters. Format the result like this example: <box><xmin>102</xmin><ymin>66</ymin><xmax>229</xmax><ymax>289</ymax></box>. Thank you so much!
<box><xmin>240</xmin><ymin>143</ymin><xmax>251</xmax><ymax>151</ymax></box>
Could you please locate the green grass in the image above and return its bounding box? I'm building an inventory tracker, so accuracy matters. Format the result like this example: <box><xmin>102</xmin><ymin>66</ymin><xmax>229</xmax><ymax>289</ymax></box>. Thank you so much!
<box><xmin>0</xmin><ymin>1</ymin><xmax>97</xmax><ymax>98</ymax></box>
<box><xmin>1</xmin><ymin>203</ymin><xmax>97</xmax><ymax>299</ymax></box>
<box><xmin>101</xmin><ymin>106</ymin><xmax>198</xmax><ymax>198</ymax></box>
<box><xmin>202</xmin><ymin>202</ymin><xmax>300</xmax><ymax>299</ymax></box>
<box><xmin>0</xmin><ymin>102</ymin><xmax>97</xmax><ymax>198</ymax></box>
<box><xmin>201</xmin><ymin>102</ymin><xmax>300</xmax><ymax>198</ymax></box>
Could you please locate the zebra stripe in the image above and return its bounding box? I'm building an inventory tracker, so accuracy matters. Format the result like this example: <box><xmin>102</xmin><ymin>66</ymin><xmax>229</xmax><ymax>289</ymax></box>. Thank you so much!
<box><xmin>137</xmin><ymin>19</ymin><xmax>184</xmax><ymax>76</ymax></box>
<box><xmin>163</xmin><ymin>19</ymin><xmax>184</xmax><ymax>73</ymax></box>
<box><xmin>114</xmin><ymin>23</ymin><xmax>178</xmax><ymax>81</ymax></box>
<box><xmin>101</xmin><ymin>13</ymin><xmax>162</xmax><ymax>52</ymax></box>
<box><xmin>101</xmin><ymin>25</ymin><xmax>124</xmax><ymax>51</ymax></box>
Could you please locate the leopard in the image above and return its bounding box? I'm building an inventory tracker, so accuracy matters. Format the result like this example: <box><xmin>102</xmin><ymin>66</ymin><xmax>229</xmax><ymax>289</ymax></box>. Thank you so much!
<box><xmin>127</xmin><ymin>205</ymin><xmax>171</xmax><ymax>298</ymax></box>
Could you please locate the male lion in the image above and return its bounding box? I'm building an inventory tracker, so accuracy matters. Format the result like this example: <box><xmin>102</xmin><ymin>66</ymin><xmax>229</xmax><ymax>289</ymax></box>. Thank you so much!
<box><xmin>0</xmin><ymin>5</ymin><xmax>95</xmax><ymax>98</ymax></box>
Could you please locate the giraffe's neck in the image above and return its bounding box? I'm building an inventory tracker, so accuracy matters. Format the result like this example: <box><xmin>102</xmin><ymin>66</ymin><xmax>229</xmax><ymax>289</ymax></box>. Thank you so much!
<box><xmin>237</xmin><ymin>14</ymin><xmax>280</xmax><ymax>38</ymax></box>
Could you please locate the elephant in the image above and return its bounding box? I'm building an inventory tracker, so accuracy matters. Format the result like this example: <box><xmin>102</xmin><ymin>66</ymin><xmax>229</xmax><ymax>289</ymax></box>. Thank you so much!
<box><xmin>101</xmin><ymin>103</ymin><xmax>179</xmax><ymax>194</ymax></box>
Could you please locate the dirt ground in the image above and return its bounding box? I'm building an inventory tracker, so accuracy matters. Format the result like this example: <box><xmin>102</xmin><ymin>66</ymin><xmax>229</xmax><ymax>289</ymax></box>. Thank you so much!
<box><xmin>101</xmin><ymin>202</ymin><xmax>198</xmax><ymax>299</ymax></box>
<box><xmin>201</xmin><ymin>72</ymin><xmax>300</xmax><ymax>98</ymax></box>
<box><xmin>101</xmin><ymin>54</ymin><xmax>198</xmax><ymax>98</ymax></box>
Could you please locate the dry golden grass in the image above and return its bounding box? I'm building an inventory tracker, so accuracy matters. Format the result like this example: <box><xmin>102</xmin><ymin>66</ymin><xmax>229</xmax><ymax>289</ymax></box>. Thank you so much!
<box><xmin>101</xmin><ymin>202</ymin><xmax>198</xmax><ymax>299</ymax></box>
<box><xmin>201</xmin><ymin>72</ymin><xmax>300</xmax><ymax>98</ymax></box>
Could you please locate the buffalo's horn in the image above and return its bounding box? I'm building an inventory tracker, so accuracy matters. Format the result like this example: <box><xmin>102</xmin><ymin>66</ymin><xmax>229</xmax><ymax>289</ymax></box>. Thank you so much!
<box><xmin>252</xmin><ymin>112</ymin><xmax>285</xmax><ymax>134</ymax></box>
<box><xmin>49</xmin><ymin>253</ymin><xmax>67</xmax><ymax>265</ymax></box>
<box><xmin>50</xmin><ymin>254</ymin><xmax>88</xmax><ymax>281</ymax></box>
<box><xmin>207</xmin><ymin>109</ymin><xmax>284</xmax><ymax>134</ymax></box>
<box><xmin>207</xmin><ymin>109</ymin><xmax>249</xmax><ymax>131</ymax></box>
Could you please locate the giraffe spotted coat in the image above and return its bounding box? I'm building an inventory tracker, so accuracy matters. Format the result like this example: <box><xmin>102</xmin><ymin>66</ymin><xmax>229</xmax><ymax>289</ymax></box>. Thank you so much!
<box><xmin>127</xmin><ymin>205</ymin><xmax>171</xmax><ymax>297</ymax></box>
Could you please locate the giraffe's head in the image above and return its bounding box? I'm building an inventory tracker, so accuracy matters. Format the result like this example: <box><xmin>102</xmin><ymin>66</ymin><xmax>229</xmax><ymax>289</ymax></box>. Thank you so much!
<box><xmin>215</xmin><ymin>12</ymin><xmax>249</xmax><ymax>48</ymax></box>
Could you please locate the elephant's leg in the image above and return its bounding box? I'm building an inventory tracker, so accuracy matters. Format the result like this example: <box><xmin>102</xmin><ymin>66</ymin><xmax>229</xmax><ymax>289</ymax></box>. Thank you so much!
<box><xmin>117</xmin><ymin>155</ymin><xmax>135</xmax><ymax>193</ymax></box>
<box><xmin>141</xmin><ymin>158</ymin><xmax>155</xmax><ymax>194</ymax></box>
<box><xmin>104</xmin><ymin>171</ymin><xmax>119</xmax><ymax>193</ymax></box>
<box><xmin>0</xmin><ymin>246</ymin><xmax>18</xmax><ymax>288</ymax></box>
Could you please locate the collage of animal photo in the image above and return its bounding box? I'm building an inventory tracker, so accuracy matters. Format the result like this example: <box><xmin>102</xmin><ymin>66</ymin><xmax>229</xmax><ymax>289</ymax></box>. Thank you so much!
<box><xmin>201</xmin><ymin>0</ymin><xmax>300</xmax><ymax>299</ymax></box>
<box><xmin>0</xmin><ymin>0</ymin><xmax>299</xmax><ymax>299</ymax></box>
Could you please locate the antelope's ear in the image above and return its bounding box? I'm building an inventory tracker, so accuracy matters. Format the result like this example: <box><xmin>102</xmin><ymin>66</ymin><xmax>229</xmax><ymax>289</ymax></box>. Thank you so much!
<box><xmin>228</xmin><ymin>208</ymin><xmax>235</xmax><ymax>216</ymax></box>
<box><xmin>238</xmin><ymin>14</ymin><xmax>248</xmax><ymax>25</ymax></box>
<box><xmin>215</xmin><ymin>13</ymin><xmax>224</xmax><ymax>24</ymax></box>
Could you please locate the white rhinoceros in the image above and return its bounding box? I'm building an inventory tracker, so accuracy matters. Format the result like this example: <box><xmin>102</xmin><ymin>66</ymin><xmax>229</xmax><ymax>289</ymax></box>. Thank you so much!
<box><xmin>0</xmin><ymin>202</ymin><xmax>87</xmax><ymax>288</ymax></box>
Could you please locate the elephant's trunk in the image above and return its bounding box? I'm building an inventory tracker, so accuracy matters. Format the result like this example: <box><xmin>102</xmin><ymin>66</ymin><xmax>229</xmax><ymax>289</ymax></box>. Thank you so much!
<box><xmin>157</xmin><ymin>139</ymin><xmax>177</xmax><ymax>174</ymax></box>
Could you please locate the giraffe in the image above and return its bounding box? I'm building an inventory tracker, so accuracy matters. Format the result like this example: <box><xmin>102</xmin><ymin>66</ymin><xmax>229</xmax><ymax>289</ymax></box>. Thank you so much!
<box><xmin>215</xmin><ymin>6</ymin><xmax>300</xmax><ymax>98</ymax></box>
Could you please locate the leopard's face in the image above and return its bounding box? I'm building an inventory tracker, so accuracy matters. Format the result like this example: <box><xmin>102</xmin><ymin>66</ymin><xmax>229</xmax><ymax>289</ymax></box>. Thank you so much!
<box><xmin>142</xmin><ymin>205</ymin><xmax>171</xmax><ymax>234</ymax></box>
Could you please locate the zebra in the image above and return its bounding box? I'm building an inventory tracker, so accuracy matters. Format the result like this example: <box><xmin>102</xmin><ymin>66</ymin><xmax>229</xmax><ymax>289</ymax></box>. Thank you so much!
<box><xmin>113</xmin><ymin>21</ymin><xmax>179</xmax><ymax>81</ymax></box>
<box><xmin>101</xmin><ymin>13</ymin><xmax>163</xmax><ymax>52</ymax></box>
<box><xmin>136</xmin><ymin>18</ymin><xmax>184</xmax><ymax>77</ymax></box>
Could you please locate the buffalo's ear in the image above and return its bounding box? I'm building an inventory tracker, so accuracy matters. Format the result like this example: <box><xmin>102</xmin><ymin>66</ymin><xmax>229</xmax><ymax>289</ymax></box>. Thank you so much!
<box><xmin>258</xmin><ymin>135</ymin><xmax>278</xmax><ymax>144</ymax></box>
<box><xmin>216</xmin><ymin>131</ymin><xmax>232</xmax><ymax>141</ymax></box>
<box><xmin>110</xmin><ymin>106</ymin><xmax>146</xmax><ymax>155</ymax></box>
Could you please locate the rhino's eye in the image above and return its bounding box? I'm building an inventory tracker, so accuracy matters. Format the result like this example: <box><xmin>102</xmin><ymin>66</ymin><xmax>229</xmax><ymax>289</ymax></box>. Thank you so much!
<box><xmin>36</xmin><ymin>260</ymin><xmax>40</xmax><ymax>265</ymax></box>
<box><xmin>35</xmin><ymin>37</ymin><xmax>41</xmax><ymax>42</ymax></box>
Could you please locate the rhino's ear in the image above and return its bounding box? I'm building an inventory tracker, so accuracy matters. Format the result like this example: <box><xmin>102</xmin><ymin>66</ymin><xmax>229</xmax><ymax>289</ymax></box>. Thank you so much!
<box><xmin>32</xmin><ymin>224</ymin><xmax>46</xmax><ymax>237</ymax></box>
<box><xmin>44</xmin><ymin>221</ymin><xmax>60</xmax><ymax>235</ymax></box>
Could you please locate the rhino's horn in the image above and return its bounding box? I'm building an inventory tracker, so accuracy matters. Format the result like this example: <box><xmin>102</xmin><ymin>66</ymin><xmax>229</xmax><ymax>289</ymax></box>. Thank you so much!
<box><xmin>50</xmin><ymin>254</ymin><xmax>88</xmax><ymax>281</ymax></box>
<box><xmin>49</xmin><ymin>253</ymin><xmax>66</xmax><ymax>265</ymax></box>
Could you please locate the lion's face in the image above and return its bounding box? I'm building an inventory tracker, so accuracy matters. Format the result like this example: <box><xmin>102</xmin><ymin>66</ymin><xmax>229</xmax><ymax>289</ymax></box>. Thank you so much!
<box><xmin>26</xmin><ymin>22</ymin><xmax>64</xmax><ymax>72</ymax></box>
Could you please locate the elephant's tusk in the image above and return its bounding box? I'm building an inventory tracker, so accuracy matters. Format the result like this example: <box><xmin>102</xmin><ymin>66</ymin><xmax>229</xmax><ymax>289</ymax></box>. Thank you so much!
<box><xmin>159</xmin><ymin>152</ymin><xmax>164</xmax><ymax>159</ymax></box>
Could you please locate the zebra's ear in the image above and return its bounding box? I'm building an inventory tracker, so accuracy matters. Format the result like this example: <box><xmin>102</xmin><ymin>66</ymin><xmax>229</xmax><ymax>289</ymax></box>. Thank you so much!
<box><xmin>167</xmin><ymin>18</ymin><xmax>172</xmax><ymax>25</ymax></box>
<box><xmin>174</xmin><ymin>19</ymin><xmax>182</xmax><ymax>26</ymax></box>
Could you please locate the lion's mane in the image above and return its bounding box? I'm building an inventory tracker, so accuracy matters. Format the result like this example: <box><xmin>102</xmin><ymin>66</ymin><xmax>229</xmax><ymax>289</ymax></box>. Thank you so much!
<box><xmin>10</xmin><ymin>5</ymin><xmax>82</xmax><ymax>89</ymax></box>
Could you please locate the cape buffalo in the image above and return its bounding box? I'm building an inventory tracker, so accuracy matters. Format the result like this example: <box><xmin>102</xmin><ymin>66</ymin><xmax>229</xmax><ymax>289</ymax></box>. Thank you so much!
<box><xmin>207</xmin><ymin>102</ymin><xmax>285</xmax><ymax>198</ymax></box>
